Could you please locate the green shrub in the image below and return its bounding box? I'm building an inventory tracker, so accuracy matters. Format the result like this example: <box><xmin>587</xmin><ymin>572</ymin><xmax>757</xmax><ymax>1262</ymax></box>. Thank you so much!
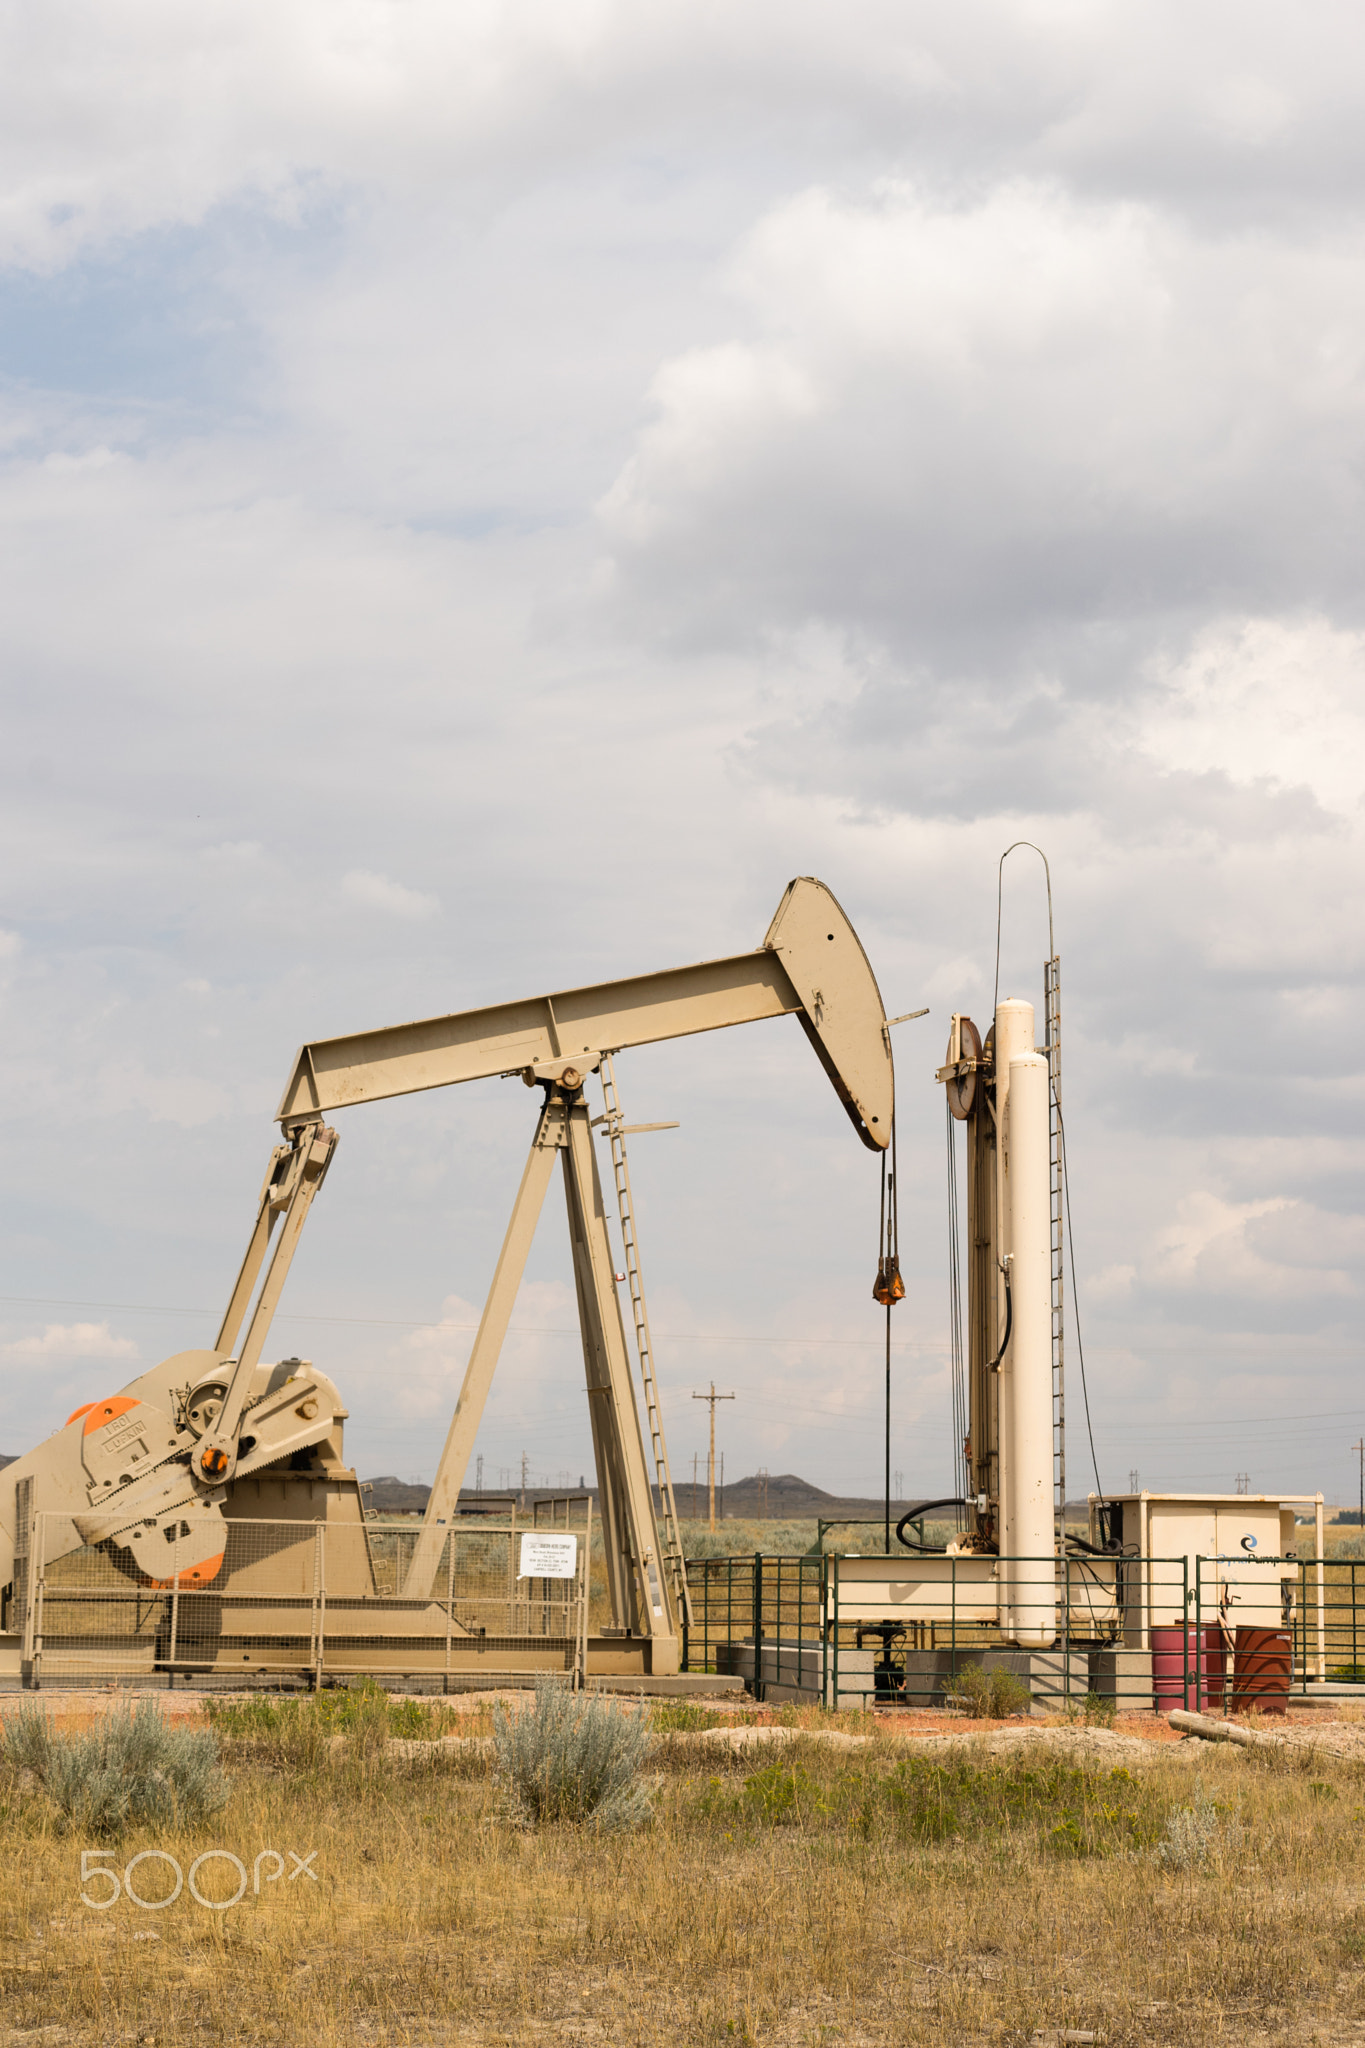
<box><xmin>954</xmin><ymin>1662</ymin><xmax>1033</xmax><ymax>1719</ymax></box>
<box><xmin>649</xmin><ymin>1701</ymin><xmax>727</xmax><ymax>1733</ymax></box>
<box><xmin>205</xmin><ymin>1681</ymin><xmax>455</xmax><ymax>1763</ymax></box>
<box><xmin>691</xmin><ymin>1752</ymin><xmax>1167</xmax><ymax>1856</ymax></box>
<box><xmin>1082</xmin><ymin>1690</ymin><xmax>1117</xmax><ymax>1729</ymax></box>
<box><xmin>492</xmin><ymin>1679</ymin><xmax>655</xmax><ymax>1830</ymax></box>
<box><xmin>741</xmin><ymin>1762</ymin><xmax>826</xmax><ymax>1825</ymax></box>
<box><xmin>884</xmin><ymin>1756</ymin><xmax>1161</xmax><ymax>1856</ymax></box>
<box><xmin>3</xmin><ymin>1699</ymin><xmax>227</xmax><ymax>1838</ymax></box>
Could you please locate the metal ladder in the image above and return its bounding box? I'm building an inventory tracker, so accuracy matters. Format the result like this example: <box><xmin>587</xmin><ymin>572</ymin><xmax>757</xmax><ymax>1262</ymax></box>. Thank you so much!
<box><xmin>598</xmin><ymin>1053</ymin><xmax>693</xmax><ymax>1628</ymax></box>
<box><xmin>1045</xmin><ymin>954</ymin><xmax>1066</xmax><ymax>1532</ymax></box>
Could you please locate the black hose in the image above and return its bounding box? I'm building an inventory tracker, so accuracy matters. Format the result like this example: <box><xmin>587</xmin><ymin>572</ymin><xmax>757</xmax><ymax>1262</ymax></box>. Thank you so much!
<box><xmin>986</xmin><ymin>1260</ymin><xmax>1012</xmax><ymax>1373</ymax></box>
<box><xmin>1065</xmin><ymin>1533</ymin><xmax>1140</xmax><ymax>1559</ymax></box>
<box><xmin>896</xmin><ymin>1498</ymin><xmax>971</xmax><ymax>1552</ymax></box>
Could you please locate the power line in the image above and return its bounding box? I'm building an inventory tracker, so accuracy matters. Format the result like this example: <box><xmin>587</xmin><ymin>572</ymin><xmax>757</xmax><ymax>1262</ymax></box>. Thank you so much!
<box><xmin>0</xmin><ymin>1292</ymin><xmax>941</xmax><ymax>1351</ymax></box>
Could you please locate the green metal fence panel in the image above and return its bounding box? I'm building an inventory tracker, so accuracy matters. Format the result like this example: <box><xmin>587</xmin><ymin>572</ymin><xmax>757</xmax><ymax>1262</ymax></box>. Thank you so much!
<box><xmin>684</xmin><ymin>1548</ymin><xmax>1364</xmax><ymax>1710</ymax></box>
<box><xmin>682</xmin><ymin>1552</ymin><xmax>825</xmax><ymax>1699</ymax></box>
<box><xmin>827</xmin><ymin>1551</ymin><xmax>1190</xmax><ymax>1711</ymax></box>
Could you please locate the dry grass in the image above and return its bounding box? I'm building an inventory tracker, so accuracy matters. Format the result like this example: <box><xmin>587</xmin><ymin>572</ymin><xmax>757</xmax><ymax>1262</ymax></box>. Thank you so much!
<box><xmin>3</xmin><ymin>1698</ymin><xmax>1365</xmax><ymax>2046</ymax></box>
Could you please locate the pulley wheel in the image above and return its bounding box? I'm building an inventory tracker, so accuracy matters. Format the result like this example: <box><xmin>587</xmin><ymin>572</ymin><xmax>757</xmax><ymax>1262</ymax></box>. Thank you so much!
<box><xmin>946</xmin><ymin>1015</ymin><xmax>982</xmax><ymax>1119</ymax></box>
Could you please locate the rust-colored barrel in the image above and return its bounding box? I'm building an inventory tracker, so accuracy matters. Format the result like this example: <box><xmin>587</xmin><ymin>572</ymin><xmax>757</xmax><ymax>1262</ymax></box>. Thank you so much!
<box><xmin>1229</xmin><ymin>1626</ymin><xmax>1292</xmax><ymax>1715</ymax></box>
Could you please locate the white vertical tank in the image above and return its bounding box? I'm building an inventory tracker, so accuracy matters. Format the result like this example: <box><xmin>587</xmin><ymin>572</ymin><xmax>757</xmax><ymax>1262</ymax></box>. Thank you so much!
<box><xmin>991</xmin><ymin>998</ymin><xmax>1036</xmax><ymax>1632</ymax></box>
<box><xmin>1002</xmin><ymin>1047</ymin><xmax>1054</xmax><ymax>1647</ymax></box>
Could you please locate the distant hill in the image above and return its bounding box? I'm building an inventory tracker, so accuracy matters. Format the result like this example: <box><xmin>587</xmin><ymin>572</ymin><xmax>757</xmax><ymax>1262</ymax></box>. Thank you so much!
<box><xmin>687</xmin><ymin>1472</ymin><xmax>949</xmax><ymax>1522</ymax></box>
<box><xmin>363</xmin><ymin>1476</ymin><xmax>522</xmax><ymax>1514</ymax></box>
<box><xmin>363</xmin><ymin>1475</ymin><xmax>435</xmax><ymax>1512</ymax></box>
<box><xmin>362</xmin><ymin>1470</ymin><xmax>954</xmax><ymax>1523</ymax></box>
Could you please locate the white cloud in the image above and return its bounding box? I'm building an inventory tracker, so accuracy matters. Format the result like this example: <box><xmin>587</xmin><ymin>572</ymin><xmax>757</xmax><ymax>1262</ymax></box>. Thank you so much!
<box><xmin>203</xmin><ymin>841</ymin><xmax>264</xmax><ymax>864</ymax></box>
<box><xmin>382</xmin><ymin>1292</ymin><xmax>479</xmax><ymax>1423</ymax></box>
<box><xmin>600</xmin><ymin>176</ymin><xmax>1365</xmax><ymax>649</ymax></box>
<box><xmin>1148</xmin><ymin>1193</ymin><xmax>1358</xmax><ymax>1301</ymax></box>
<box><xmin>1088</xmin><ymin>1264</ymin><xmax>1137</xmax><ymax>1304</ymax></box>
<box><xmin>2</xmin><ymin>1321</ymin><xmax>138</xmax><ymax>1362</ymax></box>
<box><xmin>1143</xmin><ymin>617</ymin><xmax>1365</xmax><ymax>818</ymax></box>
<box><xmin>2</xmin><ymin>4</ymin><xmax>1364</xmax><ymax>269</ymax></box>
<box><xmin>375</xmin><ymin>1283</ymin><xmax>583</xmax><ymax>1430</ymax></box>
<box><xmin>341</xmin><ymin>870</ymin><xmax>441</xmax><ymax>921</ymax></box>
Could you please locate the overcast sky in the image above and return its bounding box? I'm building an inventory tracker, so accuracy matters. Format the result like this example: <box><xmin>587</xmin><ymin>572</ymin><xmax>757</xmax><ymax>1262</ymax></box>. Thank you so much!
<box><xmin>1</xmin><ymin>2</ymin><xmax>1362</xmax><ymax>1508</ymax></box>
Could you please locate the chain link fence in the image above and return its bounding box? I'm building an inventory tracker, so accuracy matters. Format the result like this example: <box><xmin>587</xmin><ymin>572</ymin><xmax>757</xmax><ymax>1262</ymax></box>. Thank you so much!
<box><xmin>16</xmin><ymin>1513</ymin><xmax>588</xmax><ymax>1688</ymax></box>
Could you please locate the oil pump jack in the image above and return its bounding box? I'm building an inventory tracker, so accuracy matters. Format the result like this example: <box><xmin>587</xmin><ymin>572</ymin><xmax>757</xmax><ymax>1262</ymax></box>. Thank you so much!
<box><xmin>1</xmin><ymin>878</ymin><xmax>892</xmax><ymax>1682</ymax></box>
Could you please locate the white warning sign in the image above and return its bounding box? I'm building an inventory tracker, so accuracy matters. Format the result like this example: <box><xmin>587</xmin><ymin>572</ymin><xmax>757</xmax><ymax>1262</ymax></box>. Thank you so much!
<box><xmin>517</xmin><ymin>1533</ymin><xmax>579</xmax><ymax>1581</ymax></box>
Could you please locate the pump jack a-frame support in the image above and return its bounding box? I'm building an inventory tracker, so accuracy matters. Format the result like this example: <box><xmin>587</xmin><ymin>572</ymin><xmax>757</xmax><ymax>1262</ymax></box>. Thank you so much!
<box><xmin>168</xmin><ymin>876</ymin><xmax>895</xmax><ymax>1679</ymax></box>
<box><xmin>398</xmin><ymin>1083</ymin><xmax>673</xmax><ymax>1643</ymax></box>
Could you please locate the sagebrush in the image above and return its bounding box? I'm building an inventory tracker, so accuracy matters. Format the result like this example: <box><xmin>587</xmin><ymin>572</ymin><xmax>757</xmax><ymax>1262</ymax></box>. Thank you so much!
<box><xmin>1157</xmin><ymin>1796</ymin><xmax>1222</xmax><ymax>1870</ymax></box>
<box><xmin>3</xmin><ymin>1697</ymin><xmax>227</xmax><ymax>1836</ymax></box>
<box><xmin>493</xmin><ymin>1679</ymin><xmax>655</xmax><ymax>1829</ymax></box>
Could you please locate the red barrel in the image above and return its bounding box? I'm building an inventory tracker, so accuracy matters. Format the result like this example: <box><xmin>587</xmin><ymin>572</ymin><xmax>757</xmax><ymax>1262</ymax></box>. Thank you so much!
<box><xmin>1202</xmin><ymin>1625</ymin><xmax>1228</xmax><ymax>1708</ymax></box>
<box><xmin>1154</xmin><ymin>1630</ymin><xmax>1219</xmax><ymax>1712</ymax></box>
<box><xmin>1229</xmin><ymin>1626</ymin><xmax>1292</xmax><ymax>1716</ymax></box>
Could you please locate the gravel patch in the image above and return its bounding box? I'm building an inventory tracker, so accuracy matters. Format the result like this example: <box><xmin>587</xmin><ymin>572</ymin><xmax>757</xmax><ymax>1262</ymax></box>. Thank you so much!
<box><xmin>681</xmin><ymin>1725</ymin><xmax>870</xmax><ymax>1753</ymax></box>
<box><xmin>886</xmin><ymin>1724</ymin><xmax>1202</xmax><ymax>1766</ymax></box>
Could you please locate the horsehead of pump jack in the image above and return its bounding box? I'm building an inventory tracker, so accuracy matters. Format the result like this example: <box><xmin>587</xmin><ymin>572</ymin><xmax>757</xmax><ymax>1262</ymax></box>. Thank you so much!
<box><xmin>1</xmin><ymin>879</ymin><xmax>894</xmax><ymax>1683</ymax></box>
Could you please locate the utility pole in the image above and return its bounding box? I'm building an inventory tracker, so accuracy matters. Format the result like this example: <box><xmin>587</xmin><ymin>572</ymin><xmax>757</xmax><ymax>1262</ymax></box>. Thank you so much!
<box><xmin>1235</xmin><ymin>1472</ymin><xmax>1250</xmax><ymax>1496</ymax></box>
<box><xmin>692</xmin><ymin>1384</ymin><xmax>734</xmax><ymax>1532</ymax></box>
<box><xmin>1354</xmin><ymin>1439</ymin><xmax>1364</xmax><ymax>1529</ymax></box>
<box><xmin>1129</xmin><ymin>1469</ymin><xmax>1139</xmax><ymax>1494</ymax></box>
<box><xmin>475</xmin><ymin>1453</ymin><xmax>483</xmax><ymax>1498</ymax></box>
<box><xmin>520</xmin><ymin>1451</ymin><xmax>529</xmax><ymax>1510</ymax></box>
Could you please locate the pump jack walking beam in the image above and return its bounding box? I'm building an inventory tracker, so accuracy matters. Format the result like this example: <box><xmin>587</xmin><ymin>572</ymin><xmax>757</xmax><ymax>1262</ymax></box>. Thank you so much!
<box><xmin>272</xmin><ymin>877</ymin><xmax>891</xmax><ymax>1146</ymax></box>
